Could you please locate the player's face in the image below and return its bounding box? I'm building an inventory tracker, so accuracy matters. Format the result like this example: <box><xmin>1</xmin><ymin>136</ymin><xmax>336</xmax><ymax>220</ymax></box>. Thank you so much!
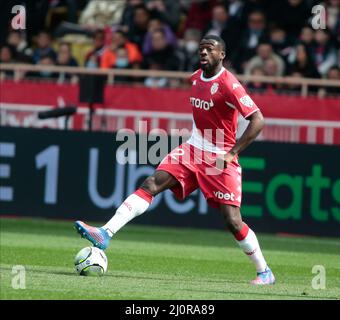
<box><xmin>199</xmin><ymin>40</ymin><xmax>225</xmax><ymax>73</ymax></box>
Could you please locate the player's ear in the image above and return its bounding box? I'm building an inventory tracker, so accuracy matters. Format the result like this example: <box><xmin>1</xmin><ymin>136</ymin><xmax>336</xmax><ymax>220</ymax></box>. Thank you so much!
<box><xmin>220</xmin><ymin>50</ymin><xmax>226</xmax><ymax>61</ymax></box>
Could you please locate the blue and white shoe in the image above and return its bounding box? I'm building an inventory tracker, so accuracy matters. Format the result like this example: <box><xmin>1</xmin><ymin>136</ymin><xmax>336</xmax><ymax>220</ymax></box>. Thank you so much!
<box><xmin>250</xmin><ymin>267</ymin><xmax>275</xmax><ymax>285</ymax></box>
<box><xmin>74</xmin><ymin>221</ymin><xmax>110</xmax><ymax>250</ymax></box>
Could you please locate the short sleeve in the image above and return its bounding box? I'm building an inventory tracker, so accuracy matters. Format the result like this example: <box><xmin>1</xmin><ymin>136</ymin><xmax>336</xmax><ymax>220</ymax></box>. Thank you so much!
<box><xmin>225</xmin><ymin>80</ymin><xmax>259</xmax><ymax>119</ymax></box>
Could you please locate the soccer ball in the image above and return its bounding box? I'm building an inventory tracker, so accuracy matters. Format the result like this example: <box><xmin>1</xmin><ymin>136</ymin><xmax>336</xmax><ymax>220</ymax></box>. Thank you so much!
<box><xmin>74</xmin><ymin>247</ymin><xmax>108</xmax><ymax>276</ymax></box>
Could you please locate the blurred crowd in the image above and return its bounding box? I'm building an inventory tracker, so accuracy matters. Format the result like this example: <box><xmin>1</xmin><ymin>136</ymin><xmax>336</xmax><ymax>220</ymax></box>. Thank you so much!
<box><xmin>0</xmin><ymin>0</ymin><xmax>339</xmax><ymax>95</ymax></box>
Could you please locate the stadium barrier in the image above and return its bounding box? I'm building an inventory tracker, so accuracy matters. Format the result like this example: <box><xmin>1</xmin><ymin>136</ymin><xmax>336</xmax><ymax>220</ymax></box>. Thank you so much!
<box><xmin>1</xmin><ymin>78</ymin><xmax>340</xmax><ymax>145</ymax></box>
<box><xmin>1</xmin><ymin>126</ymin><xmax>339</xmax><ymax>237</ymax></box>
<box><xmin>2</xmin><ymin>103</ymin><xmax>340</xmax><ymax>145</ymax></box>
<box><xmin>1</xmin><ymin>63</ymin><xmax>340</xmax><ymax>96</ymax></box>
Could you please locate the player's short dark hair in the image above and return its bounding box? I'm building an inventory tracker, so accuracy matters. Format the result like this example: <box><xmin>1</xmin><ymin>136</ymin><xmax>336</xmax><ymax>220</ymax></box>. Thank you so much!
<box><xmin>201</xmin><ymin>34</ymin><xmax>226</xmax><ymax>52</ymax></box>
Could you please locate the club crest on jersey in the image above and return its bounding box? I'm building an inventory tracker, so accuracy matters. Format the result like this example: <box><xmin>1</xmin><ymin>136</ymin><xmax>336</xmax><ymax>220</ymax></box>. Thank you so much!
<box><xmin>239</xmin><ymin>95</ymin><xmax>254</xmax><ymax>108</ymax></box>
<box><xmin>190</xmin><ymin>97</ymin><xmax>214</xmax><ymax>110</ymax></box>
<box><xmin>210</xmin><ymin>82</ymin><xmax>219</xmax><ymax>95</ymax></box>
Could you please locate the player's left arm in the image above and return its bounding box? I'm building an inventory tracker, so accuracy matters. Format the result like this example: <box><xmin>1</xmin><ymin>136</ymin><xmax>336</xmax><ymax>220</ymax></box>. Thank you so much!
<box><xmin>223</xmin><ymin>110</ymin><xmax>264</xmax><ymax>166</ymax></box>
<box><xmin>221</xmin><ymin>78</ymin><xmax>264</xmax><ymax>167</ymax></box>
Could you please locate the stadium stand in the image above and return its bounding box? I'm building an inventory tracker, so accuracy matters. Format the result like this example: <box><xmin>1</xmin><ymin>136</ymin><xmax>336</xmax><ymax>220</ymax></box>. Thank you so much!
<box><xmin>0</xmin><ymin>0</ymin><xmax>339</xmax><ymax>87</ymax></box>
<box><xmin>0</xmin><ymin>0</ymin><xmax>340</xmax><ymax>143</ymax></box>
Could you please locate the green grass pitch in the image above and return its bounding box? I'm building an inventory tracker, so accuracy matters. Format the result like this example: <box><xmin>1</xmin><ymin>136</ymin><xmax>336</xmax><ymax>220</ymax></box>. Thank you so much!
<box><xmin>0</xmin><ymin>218</ymin><xmax>339</xmax><ymax>300</ymax></box>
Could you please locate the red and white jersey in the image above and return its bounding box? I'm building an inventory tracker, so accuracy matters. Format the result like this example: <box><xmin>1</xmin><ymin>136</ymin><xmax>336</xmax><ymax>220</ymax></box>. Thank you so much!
<box><xmin>186</xmin><ymin>67</ymin><xmax>259</xmax><ymax>154</ymax></box>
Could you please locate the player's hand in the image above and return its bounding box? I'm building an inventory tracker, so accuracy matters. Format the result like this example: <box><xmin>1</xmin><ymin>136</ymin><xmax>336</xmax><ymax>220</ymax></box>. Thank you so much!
<box><xmin>216</xmin><ymin>153</ymin><xmax>235</xmax><ymax>170</ymax></box>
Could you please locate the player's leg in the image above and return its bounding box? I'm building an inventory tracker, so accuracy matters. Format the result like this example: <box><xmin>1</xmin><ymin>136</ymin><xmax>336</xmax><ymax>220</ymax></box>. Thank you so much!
<box><xmin>219</xmin><ymin>204</ymin><xmax>275</xmax><ymax>285</ymax></box>
<box><xmin>196</xmin><ymin>153</ymin><xmax>275</xmax><ymax>285</ymax></box>
<box><xmin>102</xmin><ymin>170</ymin><xmax>178</xmax><ymax>235</ymax></box>
<box><xmin>75</xmin><ymin>170</ymin><xmax>178</xmax><ymax>249</ymax></box>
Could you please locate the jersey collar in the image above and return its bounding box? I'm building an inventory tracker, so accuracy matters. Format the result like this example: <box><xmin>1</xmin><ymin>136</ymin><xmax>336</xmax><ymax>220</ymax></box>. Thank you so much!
<box><xmin>200</xmin><ymin>67</ymin><xmax>225</xmax><ymax>82</ymax></box>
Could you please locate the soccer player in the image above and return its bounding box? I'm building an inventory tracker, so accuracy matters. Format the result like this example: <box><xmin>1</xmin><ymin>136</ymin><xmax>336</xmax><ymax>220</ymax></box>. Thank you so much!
<box><xmin>75</xmin><ymin>35</ymin><xmax>275</xmax><ymax>285</ymax></box>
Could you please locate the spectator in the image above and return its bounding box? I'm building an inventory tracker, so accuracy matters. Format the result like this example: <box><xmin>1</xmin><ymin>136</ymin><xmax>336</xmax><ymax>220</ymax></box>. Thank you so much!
<box><xmin>145</xmin><ymin>0</ymin><xmax>181</xmax><ymax>32</ymax></box>
<box><xmin>203</xmin><ymin>4</ymin><xmax>240</xmax><ymax>54</ymax></box>
<box><xmin>120</xmin><ymin>0</ymin><xmax>145</xmax><ymax>32</ymax></box>
<box><xmin>113</xmin><ymin>46</ymin><xmax>134</xmax><ymax>83</ymax></box>
<box><xmin>311</xmin><ymin>29</ymin><xmax>337</xmax><ymax>76</ymax></box>
<box><xmin>7</xmin><ymin>30</ymin><xmax>33</xmax><ymax>63</ymax></box>
<box><xmin>114</xmin><ymin>46</ymin><xmax>130</xmax><ymax>69</ymax></box>
<box><xmin>85</xmin><ymin>54</ymin><xmax>101</xmax><ymax>70</ymax></box>
<box><xmin>286</xmin><ymin>26</ymin><xmax>316</xmax><ymax>70</ymax></box>
<box><xmin>284</xmin><ymin>71</ymin><xmax>304</xmax><ymax>94</ymax></box>
<box><xmin>1</xmin><ymin>0</ymin><xmax>337</xmax><ymax>91</ymax></box>
<box><xmin>298</xmin><ymin>25</ymin><xmax>315</xmax><ymax>52</ymax></box>
<box><xmin>288</xmin><ymin>43</ymin><xmax>320</xmax><ymax>78</ymax></box>
<box><xmin>144</xmin><ymin>60</ymin><xmax>168</xmax><ymax>88</ymax></box>
<box><xmin>28</xmin><ymin>53</ymin><xmax>58</xmax><ymax>80</ymax></box>
<box><xmin>324</xmin><ymin>65</ymin><xmax>340</xmax><ymax>95</ymax></box>
<box><xmin>126</xmin><ymin>4</ymin><xmax>151</xmax><ymax>49</ymax></box>
<box><xmin>38</xmin><ymin>54</ymin><xmax>58</xmax><ymax>77</ymax></box>
<box><xmin>32</xmin><ymin>31</ymin><xmax>57</xmax><ymax>64</ymax></box>
<box><xmin>204</xmin><ymin>3</ymin><xmax>230</xmax><ymax>36</ymax></box>
<box><xmin>234</xmin><ymin>10</ymin><xmax>268</xmax><ymax>72</ymax></box>
<box><xmin>55</xmin><ymin>42</ymin><xmax>79</xmax><ymax>83</ymax></box>
<box><xmin>269</xmin><ymin>27</ymin><xmax>292</xmax><ymax>62</ymax></box>
<box><xmin>264</xmin><ymin>57</ymin><xmax>286</xmax><ymax>91</ymax></box>
<box><xmin>56</xmin><ymin>42</ymin><xmax>78</xmax><ymax>67</ymax></box>
<box><xmin>263</xmin><ymin>57</ymin><xmax>280</xmax><ymax>76</ymax></box>
<box><xmin>0</xmin><ymin>44</ymin><xmax>16</xmax><ymax>64</ymax></box>
<box><xmin>0</xmin><ymin>44</ymin><xmax>16</xmax><ymax>79</ymax></box>
<box><xmin>244</xmin><ymin>42</ymin><xmax>285</xmax><ymax>76</ymax></box>
<box><xmin>327</xmin><ymin>65</ymin><xmax>340</xmax><ymax>80</ymax></box>
<box><xmin>144</xmin><ymin>28</ymin><xmax>182</xmax><ymax>71</ymax></box>
<box><xmin>246</xmin><ymin>66</ymin><xmax>267</xmax><ymax>93</ymax></box>
<box><xmin>101</xmin><ymin>30</ymin><xmax>143</xmax><ymax>69</ymax></box>
<box><xmin>178</xmin><ymin>28</ymin><xmax>201</xmax><ymax>72</ymax></box>
<box><xmin>142</xmin><ymin>17</ymin><xmax>177</xmax><ymax>55</ymax></box>
<box><xmin>84</xmin><ymin>29</ymin><xmax>106</xmax><ymax>68</ymax></box>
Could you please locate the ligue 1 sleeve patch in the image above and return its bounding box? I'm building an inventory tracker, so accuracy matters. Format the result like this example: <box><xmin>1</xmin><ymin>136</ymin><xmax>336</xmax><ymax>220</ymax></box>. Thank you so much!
<box><xmin>239</xmin><ymin>95</ymin><xmax>254</xmax><ymax>108</ymax></box>
<box><xmin>232</xmin><ymin>83</ymin><xmax>241</xmax><ymax>90</ymax></box>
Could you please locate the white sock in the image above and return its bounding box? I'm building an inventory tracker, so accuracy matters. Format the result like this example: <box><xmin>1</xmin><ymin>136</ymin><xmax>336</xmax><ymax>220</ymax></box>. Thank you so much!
<box><xmin>102</xmin><ymin>189</ymin><xmax>153</xmax><ymax>237</ymax></box>
<box><xmin>235</xmin><ymin>224</ymin><xmax>268</xmax><ymax>273</ymax></box>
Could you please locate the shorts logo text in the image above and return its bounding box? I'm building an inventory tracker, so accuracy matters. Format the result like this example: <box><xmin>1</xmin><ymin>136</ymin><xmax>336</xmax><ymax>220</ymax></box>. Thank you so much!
<box><xmin>213</xmin><ymin>191</ymin><xmax>235</xmax><ymax>201</ymax></box>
